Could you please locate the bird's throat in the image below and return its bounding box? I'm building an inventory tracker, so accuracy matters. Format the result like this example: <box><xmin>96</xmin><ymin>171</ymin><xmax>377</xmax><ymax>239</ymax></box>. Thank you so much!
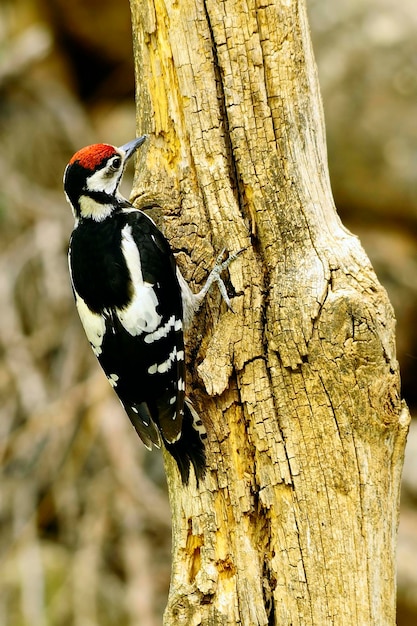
<box><xmin>79</xmin><ymin>194</ymin><xmax>114</xmax><ymax>222</ymax></box>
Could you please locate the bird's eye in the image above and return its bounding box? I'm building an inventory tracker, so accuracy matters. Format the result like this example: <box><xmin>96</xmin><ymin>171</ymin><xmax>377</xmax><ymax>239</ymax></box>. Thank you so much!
<box><xmin>110</xmin><ymin>156</ymin><xmax>122</xmax><ymax>170</ymax></box>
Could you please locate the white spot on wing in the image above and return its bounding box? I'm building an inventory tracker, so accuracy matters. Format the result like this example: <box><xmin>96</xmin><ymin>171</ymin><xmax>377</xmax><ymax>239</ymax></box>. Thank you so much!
<box><xmin>118</xmin><ymin>225</ymin><xmax>162</xmax><ymax>336</ymax></box>
<box><xmin>108</xmin><ymin>373</ymin><xmax>119</xmax><ymax>388</ymax></box>
<box><xmin>144</xmin><ymin>315</ymin><xmax>182</xmax><ymax>344</ymax></box>
<box><xmin>147</xmin><ymin>347</ymin><xmax>181</xmax><ymax>375</ymax></box>
<box><xmin>75</xmin><ymin>293</ymin><xmax>105</xmax><ymax>356</ymax></box>
<box><xmin>157</xmin><ymin>347</ymin><xmax>177</xmax><ymax>373</ymax></box>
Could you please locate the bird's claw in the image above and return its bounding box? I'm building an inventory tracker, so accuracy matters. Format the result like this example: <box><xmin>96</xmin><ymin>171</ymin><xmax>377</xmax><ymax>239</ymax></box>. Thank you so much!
<box><xmin>206</xmin><ymin>247</ymin><xmax>246</xmax><ymax>311</ymax></box>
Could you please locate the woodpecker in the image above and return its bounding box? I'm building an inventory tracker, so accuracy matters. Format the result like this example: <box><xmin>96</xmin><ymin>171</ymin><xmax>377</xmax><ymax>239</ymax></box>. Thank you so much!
<box><xmin>64</xmin><ymin>135</ymin><xmax>237</xmax><ymax>485</ymax></box>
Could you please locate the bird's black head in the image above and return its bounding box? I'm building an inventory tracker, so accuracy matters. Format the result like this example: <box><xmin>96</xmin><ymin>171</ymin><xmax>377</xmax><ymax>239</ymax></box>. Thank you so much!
<box><xmin>64</xmin><ymin>136</ymin><xmax>147</xmax><ymax>222</ymax></box>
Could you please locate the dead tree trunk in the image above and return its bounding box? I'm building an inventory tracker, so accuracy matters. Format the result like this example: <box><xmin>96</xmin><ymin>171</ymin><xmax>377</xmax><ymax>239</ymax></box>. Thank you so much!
<box><xmin>129</xmin><ymin>0</ymin><xmax>409</xmax><ymax>623</ymax></box>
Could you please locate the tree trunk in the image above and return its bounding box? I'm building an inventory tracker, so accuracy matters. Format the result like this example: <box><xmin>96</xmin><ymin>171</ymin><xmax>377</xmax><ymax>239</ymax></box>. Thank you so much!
<box><xmin>129</xmin><ymin>0</ymin><xmax>409</xmax><ymax>624</ymax></box>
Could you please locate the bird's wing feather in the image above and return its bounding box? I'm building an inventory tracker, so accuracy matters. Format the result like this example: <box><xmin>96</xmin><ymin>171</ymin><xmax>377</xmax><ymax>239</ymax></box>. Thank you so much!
<box><xmin>103</xmin><ymin>210</ymin><xmax>187</xmax><ymax>443</ymax></box>
<box><xmin>124</xmin><ymin>401</ymin><xmax>161</xmax><ymax>449</ymax></box>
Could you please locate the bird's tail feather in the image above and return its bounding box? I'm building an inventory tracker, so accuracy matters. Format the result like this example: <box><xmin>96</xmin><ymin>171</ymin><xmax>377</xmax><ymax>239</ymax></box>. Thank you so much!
<box><xmin>164</xmin><ymin>399</ymin><xmax>207</xmax><ymax>485</ymax></box>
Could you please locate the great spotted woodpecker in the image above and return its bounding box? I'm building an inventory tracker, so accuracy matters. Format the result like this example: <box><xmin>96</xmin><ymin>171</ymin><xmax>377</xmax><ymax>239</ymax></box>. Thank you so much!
<box><xmin>64</xmin><ymin>136</ymin><xmax>237</xmax><ymax>484</ymax></box>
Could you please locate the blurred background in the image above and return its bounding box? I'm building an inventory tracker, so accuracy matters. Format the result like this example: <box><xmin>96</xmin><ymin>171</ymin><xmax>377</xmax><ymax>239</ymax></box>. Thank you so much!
<box><xmin>0</xmin><ymin>0</ymin><xmax>415</xmax><ymax>624</ymax></box>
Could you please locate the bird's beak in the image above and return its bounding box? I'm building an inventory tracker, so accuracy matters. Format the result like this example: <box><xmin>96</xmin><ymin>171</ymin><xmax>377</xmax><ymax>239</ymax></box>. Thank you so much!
<box><xmin>119</xmin><ymin>135</ymin><xmax>148</xmax><ymax>160</ymax></box>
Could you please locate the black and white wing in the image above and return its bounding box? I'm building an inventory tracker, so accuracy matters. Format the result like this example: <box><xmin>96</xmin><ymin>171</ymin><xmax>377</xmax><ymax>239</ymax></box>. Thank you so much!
<box><xmin>101</xmin><ymin>210</ymin><xmax>186</xmax><ymax>441</ymax></box>
<box><xmin>69</xmin><ymin>208</ymin><xmax>205</xmax><ymax>483</ymax></box>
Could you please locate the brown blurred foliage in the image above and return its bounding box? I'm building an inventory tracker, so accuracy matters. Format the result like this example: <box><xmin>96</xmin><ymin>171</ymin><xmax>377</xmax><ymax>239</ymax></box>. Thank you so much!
<box><xmin>0</xmin><ymin>1</ymin><xmax>170</xmax><ymax>625</ymax></box>
<box><xmin>0</xmin><ymin>0</ymin><xmax>415</xmax><ymax>624</ymax></box>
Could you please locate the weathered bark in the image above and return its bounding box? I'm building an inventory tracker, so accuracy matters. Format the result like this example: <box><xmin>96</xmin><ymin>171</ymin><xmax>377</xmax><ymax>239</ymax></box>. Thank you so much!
<box><xmin>129</xmin><ymin>0</ymin><xmax>409</xmax><ymax>624</ymax></box>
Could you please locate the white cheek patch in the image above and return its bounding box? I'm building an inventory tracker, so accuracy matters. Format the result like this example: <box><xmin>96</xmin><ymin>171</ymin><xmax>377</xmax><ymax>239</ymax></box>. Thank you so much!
<box><xmin>75</xmin><ymin>293</ymin><xmax>106</xmax><ymax>356</ymax></box>
<box><xmin>118</xmin><ymin>225</ymin><xmax>162</xmax><ymax>336</ymax></box>
<box><xmin>86</xmin><ymin>167</ymin><xmax>119</xmax><ymax>195</ymax></box>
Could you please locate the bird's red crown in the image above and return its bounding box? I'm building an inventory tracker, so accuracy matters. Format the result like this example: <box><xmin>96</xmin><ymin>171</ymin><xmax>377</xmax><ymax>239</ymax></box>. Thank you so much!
<box><xmin>69</xmin><ymin>144</ymin><xmax>117</xmax><ymax>171</ymax></box>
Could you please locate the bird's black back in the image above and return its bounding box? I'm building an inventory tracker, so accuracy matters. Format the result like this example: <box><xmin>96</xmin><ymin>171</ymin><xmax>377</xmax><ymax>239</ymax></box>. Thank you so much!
<box><xmin>69</xmin><ymin>208</ymin><xmax>185</xmax><ymax>444</ymax></box>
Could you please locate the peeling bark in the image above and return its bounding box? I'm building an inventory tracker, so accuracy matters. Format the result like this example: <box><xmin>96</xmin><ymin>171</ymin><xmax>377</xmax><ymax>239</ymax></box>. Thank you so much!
<box><xmin>129</xmin><ymin>0</ymin><xmax>409</xmax><ymax>623</ymax></box>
